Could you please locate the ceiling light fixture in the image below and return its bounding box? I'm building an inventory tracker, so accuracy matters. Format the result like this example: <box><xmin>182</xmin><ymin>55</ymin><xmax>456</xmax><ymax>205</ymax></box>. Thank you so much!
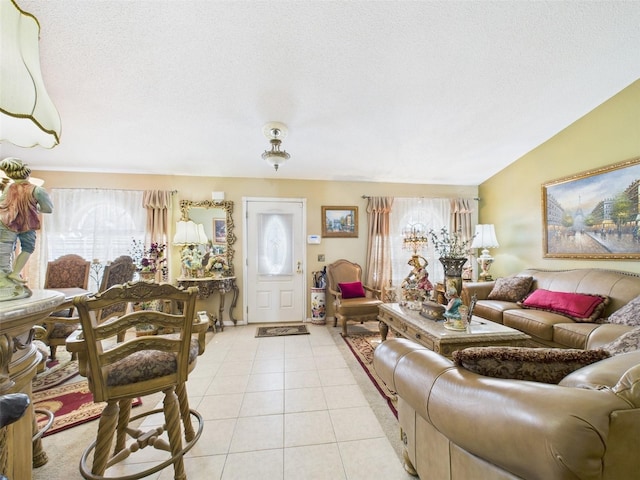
<box><xmin>0</xmin><ymin>0</ymin><xmax>62</xmax><ymax>148</ymax></box>
<box><xmin>261</xmin><ymin>122</ymin><xmax>290</xmax><ymax>171</ymax></box>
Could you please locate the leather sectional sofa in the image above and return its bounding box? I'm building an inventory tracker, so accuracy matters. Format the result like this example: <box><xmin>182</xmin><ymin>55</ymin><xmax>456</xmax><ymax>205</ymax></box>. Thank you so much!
<box><xmin>374</xmin><ymin>338</ymin><xmax>640</xmax><ymax>479</ymax></box>
<box><xmin>461</xmin><ymin>268</ymin><xmax>640</xmax><ymax>349</ymax></box>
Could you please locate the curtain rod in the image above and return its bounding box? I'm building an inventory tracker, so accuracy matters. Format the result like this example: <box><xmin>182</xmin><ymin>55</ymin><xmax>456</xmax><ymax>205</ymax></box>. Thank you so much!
<box><xmin>50</xmin><ymin>188</ymin><xmax>178</xmax><ymax>194</ymax></box>
<box><xmin>361</xmin><ymin>195</ymin><xmax>480</xmax><ymax>201</ymax></box>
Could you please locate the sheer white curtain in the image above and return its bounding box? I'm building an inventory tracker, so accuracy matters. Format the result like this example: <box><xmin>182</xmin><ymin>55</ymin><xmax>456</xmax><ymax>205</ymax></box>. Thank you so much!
<box><xmin>33</xmin><ymin>189</ymin><xmax>145</xmax><ymax>289</ymax></box>
<box><xmin>390</xmin><ymin>198</ymin><xmax>450</xmax><ymax>289</ymax></box>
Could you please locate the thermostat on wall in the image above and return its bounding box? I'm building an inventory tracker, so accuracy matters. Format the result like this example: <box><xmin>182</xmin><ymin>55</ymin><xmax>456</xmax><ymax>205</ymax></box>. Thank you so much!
<box><xmin>307</xmin><ymin>235</ymin><xmax>321</xmax><ymax>244</ymax></box>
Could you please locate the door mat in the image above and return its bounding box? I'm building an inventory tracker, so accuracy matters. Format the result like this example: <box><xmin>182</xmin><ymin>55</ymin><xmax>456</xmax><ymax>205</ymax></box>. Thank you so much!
<box><xmin>343</xmin><ymin>330</ymin><xmax>398</xmax><ymax>418</ymax></box>
<box><xmin>33</xmin><ymin>360</ymin><xmax>79</xmax><ymax>393</ymax></box>
<box><xmin>33</xmin><ymin>380</ymin><xmax>142</xmax><ymax>437</ymax></box>
<box><xmin>255</xmin><ymin>325</ymin><xmax>310</xmax><ymax>337</ymax></box>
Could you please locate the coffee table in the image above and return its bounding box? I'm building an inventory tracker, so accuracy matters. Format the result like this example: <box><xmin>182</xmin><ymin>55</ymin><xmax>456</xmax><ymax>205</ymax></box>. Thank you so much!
<box><xmin>378</xmin><ymin>303</ymin><xmax>530</xmax><ymax>358</ymax></box>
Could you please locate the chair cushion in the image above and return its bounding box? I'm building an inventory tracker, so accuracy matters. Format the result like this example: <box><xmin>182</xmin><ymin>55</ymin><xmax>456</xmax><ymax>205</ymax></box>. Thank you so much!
<box><xmin>520</xmin><ymin>289</ymin><xmax>609</xmax><ymax>322</ymax></box>
<box><xmin>453</xmin><ymin>346</ymin><xmax>610</xmax><ymax>384</ymax></box>
<box><xmin>50</xmin><ymin>322</ymin><xmax>80</xmax><ymax>339</ymax></box>
<box><xmin>106</xmin><ymin>339</ymin><xmax>199</xmax><ymax>386</ymax></box>
<box><xmin>336</xmin><ymin>297</ymin><xmax>382</xmax><ymax>315</ymax></box>
<box><xmin>487</xmin><ymin>276</ymin><xmax>533</xmax><ymax>302</ymax></box>
<box><xmin>339</xmin><ymin>281</ymin><xmax>366</xmax><ymax>299</ymax></box>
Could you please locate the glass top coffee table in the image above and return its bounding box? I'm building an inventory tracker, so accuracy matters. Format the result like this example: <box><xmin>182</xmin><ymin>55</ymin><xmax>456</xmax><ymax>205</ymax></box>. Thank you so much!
<box><xmin>378</xmin><ymin>303</ymin><xmax>530</xmax><ymax>358</ymax></box>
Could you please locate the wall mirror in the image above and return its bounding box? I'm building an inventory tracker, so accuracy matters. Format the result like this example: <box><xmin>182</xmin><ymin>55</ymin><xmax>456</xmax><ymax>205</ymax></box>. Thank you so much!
<box><xmin>179</xmin><ymin>199</ymin><xmax>236</xmax><ymax>275</ymax></box>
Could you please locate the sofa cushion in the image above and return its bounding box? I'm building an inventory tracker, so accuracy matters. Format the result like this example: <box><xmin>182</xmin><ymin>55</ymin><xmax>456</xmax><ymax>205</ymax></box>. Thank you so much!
<box><xmin>605</xmin><ymin>294</ymin><xmax>640</xmax><ymax>326</ymax></box>
<box><xmin>600</xmin><ymin>328</ymin><xmax>640</xmax><ymax>355</ymax></box>
<box><xmin>338</xmin><ymin>281</ymin><xmax>365</xmax><ymax>299</ymax></box>
<box><xmin>520</xmin><ymin>289</ymin><xmax>608</xmax><ymax>322</ymax></box>
<box><xmin>452</xmin><ymin>346</ymin><xmax>610</xmax><ymax>384</ymax></box>
<box><xmin>487</xmin><ymin>275</ymin><xmax>533</xmax><ymax>302</ymax></box>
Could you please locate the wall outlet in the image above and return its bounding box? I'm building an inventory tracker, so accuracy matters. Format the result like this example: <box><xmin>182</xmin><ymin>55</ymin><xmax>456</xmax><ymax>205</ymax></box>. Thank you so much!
<box><xmin>318</xmin><ymin>254</ymin><xmax>325</xmax><ymax>262</ymax></box>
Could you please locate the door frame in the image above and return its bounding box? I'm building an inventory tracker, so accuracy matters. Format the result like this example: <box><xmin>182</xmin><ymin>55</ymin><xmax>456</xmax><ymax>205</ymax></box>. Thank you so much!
<box><xmin>242</xmin><ymin>197</ymin><xmax>307</xmax><ymax>324</ymax></box>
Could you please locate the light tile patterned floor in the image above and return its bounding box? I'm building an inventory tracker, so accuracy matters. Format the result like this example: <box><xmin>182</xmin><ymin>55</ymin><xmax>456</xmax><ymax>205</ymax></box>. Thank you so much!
<box><xmin>109</xmin><ymin>323</ymin><xmax>414</xmax><ymax>480</ymax></box>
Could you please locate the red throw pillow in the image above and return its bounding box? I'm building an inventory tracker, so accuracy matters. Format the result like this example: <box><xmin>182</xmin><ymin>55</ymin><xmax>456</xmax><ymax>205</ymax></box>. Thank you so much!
<box><xmin>521</xmin><ymin>289</ymin><xmax>606</xmax><ymax>321</ymax></box>
<box><xmin>339</xmin><ymin>281</ymin><xmax>366</xmax><ymax>299</ymax></box>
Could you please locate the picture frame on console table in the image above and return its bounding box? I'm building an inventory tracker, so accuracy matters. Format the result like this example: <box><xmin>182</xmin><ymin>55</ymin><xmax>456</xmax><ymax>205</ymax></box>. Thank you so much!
<box><xmin>321</xmin><ymin>206</ymin><xmax>358</xmax><ymax>238</ymax></box>
<box><xmin>543</xmin><ymin>156</ymin><xmax>640</xmax><ymax>259</ymax></box>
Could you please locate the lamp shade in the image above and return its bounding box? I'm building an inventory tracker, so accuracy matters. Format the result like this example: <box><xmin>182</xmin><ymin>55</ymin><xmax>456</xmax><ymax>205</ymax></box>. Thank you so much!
<box><xmin>173</xmin><ymin>220</ymin><xmax>208</xmax><ymax>245</ymax></box>
<box><xmin>196</xmin><ymin>223</ymin><xmax>209</xmax><ymax>244</ymax></box>
<box><xmin>471</xmin><ymin>224</ymin><xmax>499</xmax><ymax>249</ymax></box>
<box><xmin>0</xmin><ymin>0</ymin><xmax>61</xmax><ymax>148</ymax></box>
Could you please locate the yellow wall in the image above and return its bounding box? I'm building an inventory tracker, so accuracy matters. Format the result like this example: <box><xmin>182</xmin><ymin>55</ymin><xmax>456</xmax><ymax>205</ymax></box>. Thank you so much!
<box><xmin>32</xmin><ymin>172</ymin><xmax>477</xmax><ymax>320</ymax></box>
<box><xmin>479</xmin><ymin>79</ymin><xmax>640</xmax><ymax>276</ymax></box>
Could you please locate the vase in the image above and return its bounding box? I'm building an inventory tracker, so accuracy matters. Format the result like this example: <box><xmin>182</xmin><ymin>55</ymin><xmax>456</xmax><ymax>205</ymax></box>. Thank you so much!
<box><xmin>439</xmin><ymin>257</ymin><xmax>468</xmax><ymax>296</ymax></box>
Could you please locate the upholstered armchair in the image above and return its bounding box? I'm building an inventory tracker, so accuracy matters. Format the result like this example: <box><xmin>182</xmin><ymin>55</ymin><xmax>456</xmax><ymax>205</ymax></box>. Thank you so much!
<box><xmin>327</xmin><ymin>259</ymin><xmax>382</xmax><ymax>337</ymax></box>
<box><xmin>41</xmin><ymin>254</ymin><xmax>91</xmax><ymax>359</ymax></box>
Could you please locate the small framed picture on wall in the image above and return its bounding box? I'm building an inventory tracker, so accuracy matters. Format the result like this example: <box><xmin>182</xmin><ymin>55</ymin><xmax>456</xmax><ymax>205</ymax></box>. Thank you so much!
<box><xmin>321</xmin><ymin>206</ymin><xmax>358</xmax><ymax>238</ymax></box>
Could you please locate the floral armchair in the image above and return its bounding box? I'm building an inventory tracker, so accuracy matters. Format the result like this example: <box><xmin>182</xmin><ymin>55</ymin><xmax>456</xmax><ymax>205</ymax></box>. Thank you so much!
<box><xmin>41</xmin><ymin>254</ymin><xmax>91</xmax><ymax>359</ymax></box>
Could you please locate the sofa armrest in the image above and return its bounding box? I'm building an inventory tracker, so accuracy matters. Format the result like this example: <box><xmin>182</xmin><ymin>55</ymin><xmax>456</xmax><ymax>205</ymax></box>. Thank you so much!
<box><xmin>461</xmin><ymin>281</ymin><xmax>495</xmax><ymax>305</ymax></box>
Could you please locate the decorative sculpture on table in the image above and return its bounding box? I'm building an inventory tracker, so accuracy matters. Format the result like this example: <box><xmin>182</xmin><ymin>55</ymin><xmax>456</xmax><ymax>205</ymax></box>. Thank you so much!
<box><xmin>401</xmin><ymin>254</ymin><xmax>433</xmax><ymax>308</ymax></box>
<box><xmin>0</xmin><ymin>158</ymin><xmax>53</xmax><ymax>301</ymax></box>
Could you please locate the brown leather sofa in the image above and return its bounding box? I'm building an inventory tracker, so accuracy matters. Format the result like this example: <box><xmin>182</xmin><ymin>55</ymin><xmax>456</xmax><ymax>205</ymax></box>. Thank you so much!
<box><xmin>462</xmin><ymin>268</ymin><xmax>640</xmax><ymax>349</ymax></box>
<box><xmin>374</xmin><ymin>338</ymin><xmax>640</xmax><ymax>480</ymax></box>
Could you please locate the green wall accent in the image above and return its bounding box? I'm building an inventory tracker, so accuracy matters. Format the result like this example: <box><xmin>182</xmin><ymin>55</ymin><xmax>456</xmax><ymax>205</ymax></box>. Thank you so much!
<box><xmin>480</xmin><ymin>79</ymin><xmax>640</xmax><ymax>276</ymax></box>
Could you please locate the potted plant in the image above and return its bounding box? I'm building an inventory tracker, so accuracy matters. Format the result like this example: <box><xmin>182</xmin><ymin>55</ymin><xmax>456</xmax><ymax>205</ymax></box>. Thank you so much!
<box><xmin>130</xmin><ymin>240</ymin><xmax>168</xmax><ymax>281</ymax></box>
<box><xmin>428</xmin><ymin>227</ymin><xmax>474</xmax><ymax>295</ymax></box>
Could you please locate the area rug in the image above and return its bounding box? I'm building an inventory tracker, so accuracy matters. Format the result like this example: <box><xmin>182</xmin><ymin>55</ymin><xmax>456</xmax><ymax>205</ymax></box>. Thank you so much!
<box><xmin>33</xmin><ymin>380</ymin><xmax>142</xmax><ymax>437</ymax></box>
<box><xmin>255</xmin><ymin>324</ymin><xmax>310</xmax><ymax>337</ymax></box>
<box><xmin>32</xmin><ymin>360</ymin><xmax>79</xmax><ymax>393</ymax></box>
<box><xmin>343</xmin><ymin>330</ymin><xmax>398</xmax><ymax>417</ymax></box>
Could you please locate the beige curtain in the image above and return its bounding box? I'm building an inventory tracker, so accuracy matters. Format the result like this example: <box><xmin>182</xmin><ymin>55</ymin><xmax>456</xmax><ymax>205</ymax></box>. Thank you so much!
<box><xmin>365</xmin><ymin>196</ymin><xmax>394</xmax><ymax>296</ymax></box>
<box><xmin>143</xmin><ymin>190</ymin><xmax>174</xmax><ymax>245</ymax></box>
<box><xmin>450</xmin><ymin>197</ymin><xmax>474</xmax><ymax>261</ymax></box>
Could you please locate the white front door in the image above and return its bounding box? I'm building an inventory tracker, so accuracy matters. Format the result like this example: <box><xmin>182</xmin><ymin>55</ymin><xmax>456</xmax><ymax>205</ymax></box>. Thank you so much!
<box><xmin>243</xmin><ymin>198</ymin><xmax>306</xmax><ymax>323</ymax></box>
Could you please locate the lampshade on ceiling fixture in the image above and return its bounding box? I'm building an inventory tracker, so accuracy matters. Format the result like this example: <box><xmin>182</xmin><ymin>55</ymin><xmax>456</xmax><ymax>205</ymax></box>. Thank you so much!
<box><xmin>262</xmin><ymin>122</ymin><xmax>290</xmax><ymax>171</ymax></box>
<box><xmin>0</xmin><ymin>0</ymin><xmax>61</xmax><ymax>148</ymax></box>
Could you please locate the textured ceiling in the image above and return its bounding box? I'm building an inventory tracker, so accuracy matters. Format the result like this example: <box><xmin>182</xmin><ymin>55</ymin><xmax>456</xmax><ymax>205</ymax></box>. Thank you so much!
<box><xmin>2</xmin><ymin>0</ymin><xmax>640</xmax><ymax>185</ymax></box>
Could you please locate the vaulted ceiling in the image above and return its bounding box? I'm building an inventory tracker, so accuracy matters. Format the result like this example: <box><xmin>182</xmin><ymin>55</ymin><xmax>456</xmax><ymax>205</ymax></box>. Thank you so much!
<box><xmin>3</xmin><ymin>0</ymin><xmax>640</xmax><ymax>185</ymax></box>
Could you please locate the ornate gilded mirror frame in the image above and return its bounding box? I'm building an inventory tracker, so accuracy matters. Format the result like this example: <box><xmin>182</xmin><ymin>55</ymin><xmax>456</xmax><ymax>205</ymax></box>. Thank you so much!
<box><xmin>179</xmin><ymin>199</ymin><xmax>236</xmax><ymax>274</ymax></box>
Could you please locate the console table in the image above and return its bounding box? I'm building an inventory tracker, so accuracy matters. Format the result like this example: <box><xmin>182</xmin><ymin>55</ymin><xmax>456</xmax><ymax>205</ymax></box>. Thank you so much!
<box><xmin>378</xmin><ymin>303</ymin><xmax>530</xmax><ymax>358</ymax></box>
<box><xmin>176</xmin><ymin>276</ymin><xmax>238</xmax><ymax>330</ymax></box>
<box><xmin>0</xmin><ymin>289</ymin><xmax>65</xmax><ymax>480</ymax></box>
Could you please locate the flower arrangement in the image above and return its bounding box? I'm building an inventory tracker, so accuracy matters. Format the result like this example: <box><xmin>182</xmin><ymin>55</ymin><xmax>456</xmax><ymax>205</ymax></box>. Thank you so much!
<box><xmin>206</xmin><ymin>253</ymin><xmax>230</xmax><ymax>275</ymax></box>
<box><xmin>428</xmin><ymin>227</ymin><xmax>474</xmax><ymax>258</ymax></box>
<box><xmin>130</xmin><ymin>239</ymin><xmax>168</xmax><ymax>276</ymax></box>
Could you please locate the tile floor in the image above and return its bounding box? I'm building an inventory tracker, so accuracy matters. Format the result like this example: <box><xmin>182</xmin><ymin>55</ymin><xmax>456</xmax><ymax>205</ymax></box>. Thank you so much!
<box><xmin>105</xmin><ymin>323</ymin><xmax>414</xmax><ymax>480</ymax></box>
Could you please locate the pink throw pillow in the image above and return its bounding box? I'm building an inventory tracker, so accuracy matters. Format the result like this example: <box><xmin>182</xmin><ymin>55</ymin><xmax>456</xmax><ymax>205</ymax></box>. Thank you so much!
<box><xmin>339</xmin><ymin>281</ymin><xmax>366</xmax><ymax>299</ymax></box>
<box><xmin>521</xmin><ymin>289</ymin><xmax>606</xmax><ymax>321</ymax></box>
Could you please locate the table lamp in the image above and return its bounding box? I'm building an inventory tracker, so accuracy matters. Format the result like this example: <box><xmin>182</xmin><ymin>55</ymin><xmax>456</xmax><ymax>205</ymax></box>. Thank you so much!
<box><xmin>471</xmin><ymin>224</ymin><xmax>499</xmax><ymax>281</ymax></box>
<box><xmin>173</xmin><ymin>220</ymin><xmax>208</xmax><ymax>278</ymax></box>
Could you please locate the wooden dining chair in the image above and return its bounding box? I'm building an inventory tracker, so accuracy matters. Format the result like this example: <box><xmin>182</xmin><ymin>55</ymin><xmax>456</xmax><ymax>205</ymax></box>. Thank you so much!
<box><xmin>41</xmin><ymin>254</ymin><xmax>90</xmax><ymax>359</ymax></box>
<box><xmin>69</xmin><ymin>281</ymin><xmax>205</xmax><ymax>480</ymax></box>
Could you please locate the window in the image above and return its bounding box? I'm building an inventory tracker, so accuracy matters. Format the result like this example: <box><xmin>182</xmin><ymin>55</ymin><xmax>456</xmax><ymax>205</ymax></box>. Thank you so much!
<box><xmin>390</xmin><ymin>198</ymin><xmax>450</xmax><ymax>289</ymax></box>
<box><xmin>40</xmin><ymin>189</ymin><xmax>145</xmax><ymax>289</ymax></box>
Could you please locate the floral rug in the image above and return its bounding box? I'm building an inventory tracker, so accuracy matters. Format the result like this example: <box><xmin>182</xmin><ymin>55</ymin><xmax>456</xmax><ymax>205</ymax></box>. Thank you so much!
<box><xmin>33</xmin><ymin>380</ymin><xmax>142</xmax><ymax>437</ymax></box>
<box><xmin>32</xmin><ymin>360</ymin><xmax>79</xmax><ymax>393</ymax></box>
<box><xmin>342</xmin><ymin>330</ymin><xmax>398</xmax><ymax>417</ymax></box>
